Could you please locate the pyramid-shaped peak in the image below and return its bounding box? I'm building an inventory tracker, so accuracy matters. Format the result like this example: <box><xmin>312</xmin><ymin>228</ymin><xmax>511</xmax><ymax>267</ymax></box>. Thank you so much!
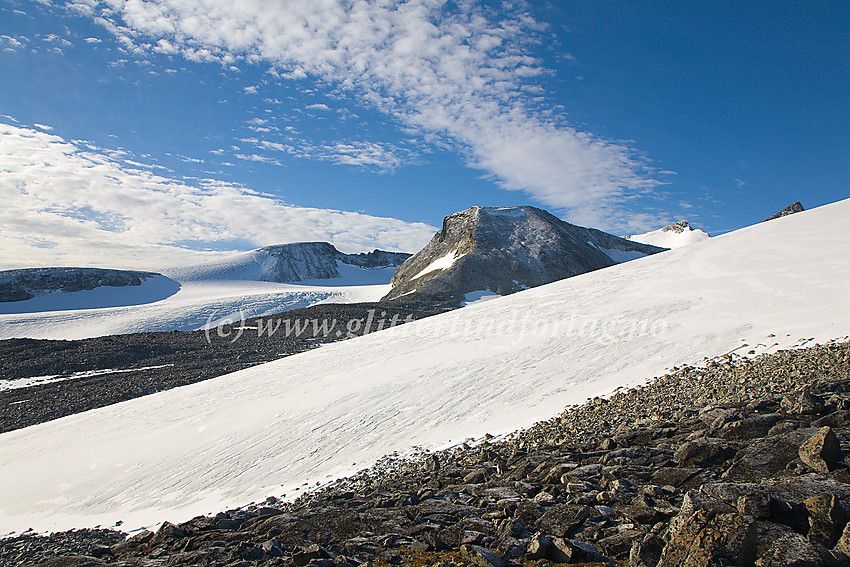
<box><xmin>764</xmin><ymin>201</ymin><xmax>804</xmax><ymax>222</ymax></box>
<box><xmin>384</xmin><ymin>204</ymin><xmax>664</xmax><ymax>305</ymax></box>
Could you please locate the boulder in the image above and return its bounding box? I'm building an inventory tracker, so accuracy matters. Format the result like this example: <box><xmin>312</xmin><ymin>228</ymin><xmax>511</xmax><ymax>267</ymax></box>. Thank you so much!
<box><xmin>782</xmin><ymin>389</ymin><xmax>825</xmax><ymax>415</ymax></box>
<box><xmin>658</xmin><ymin>509</ymin><xmax>757</xmax><ymax>567</ymax></box>
<box><xmin>674</xmin><ymin>440</ymin><xmax>737</xmax><ymax>467</ymax></box>
<box><xmin>799</xmin><ymin>426</ymin><xmax>841</xmax><ymax>474</ymax></box>
<box><xmin>461</xmin><ymin>544</ymin><xmax>505</xmax><ymax>567</ymax></box>
<box><xmin>534</xmin><ymin>504</ymin><xmax>592</xmax><ymax>537</ymax></box>
<box><xmin>804</xmin><ymin>493</ymin><xmax>848</xmax><ymax>547</ymax></box>
<box><xmin>756</xmin><ymin>533</ymin><xmax>832</xmax><ymax>567</ymax></box>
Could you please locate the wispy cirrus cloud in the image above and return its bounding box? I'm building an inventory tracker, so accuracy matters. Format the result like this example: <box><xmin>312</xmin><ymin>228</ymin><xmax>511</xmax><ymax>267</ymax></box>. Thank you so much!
<box><xmin>0</xmin><ymin>122</ymin><xmax>437</xmax><ymax>270</ymax></box>
<box><xmin>240</xmin><ymin>136</ymin><xmax>416</xmax><ymax>173</ymax></box>
<box><xmin>68</xmin><ymin>0</ymin><xmax>663</xmax><ymax>228</ymax></box>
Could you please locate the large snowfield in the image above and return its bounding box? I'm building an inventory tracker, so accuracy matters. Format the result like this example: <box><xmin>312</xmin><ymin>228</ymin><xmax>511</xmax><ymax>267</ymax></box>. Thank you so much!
<box><xmin>0</xmin><ymin>262</ymin><xmax>398</xmax><ymax>340</ymax></box>
<box><xmin>2</xmin><ymin>199</ymin><xmax>850</xmax><ymax>536</ymax></box>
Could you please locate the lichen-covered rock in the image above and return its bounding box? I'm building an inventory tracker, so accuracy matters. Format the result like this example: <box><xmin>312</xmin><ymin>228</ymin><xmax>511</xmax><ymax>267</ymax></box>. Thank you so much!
<box><xmin>460</xmin><ymin>544</ymin><xmax>505</xmax><ymax>567</ymax></box>
<box><xmin>674</xmin><ymin>439</ymin><xmax>737</xmax><ymax>467</ymax></box>
<box><xmin>658</xmin><ymin>509</ymin><xmax>756</xmax><ymax>567</ymax></box>
<box><xmin>630</xmin><ymin>533</ymin><xmax>664</xmax><ymax>567</ymax></box>
<box><xmin>799</xmin><ymin>426</ymin><xmax>841</xmax><ymax>473</ymax></box>
<box><xmin>782</xmin><ymin>388</ymin><xmax>826</xmax><ymax>415</ymax></box>
<box><xmin>755</xmin><ymin>533</ymin><xmax>831</xmax><ymax>567</ymax></box>
<box><xmin>804</xmin><ymin>493</ymin><xmax>848</xmax><ymax>547</ymax></box>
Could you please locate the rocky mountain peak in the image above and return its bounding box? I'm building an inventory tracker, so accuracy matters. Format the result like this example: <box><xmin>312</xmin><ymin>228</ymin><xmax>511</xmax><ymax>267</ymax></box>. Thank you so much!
<box><xmin>661</xmin><ymin>220</ymin><xmax>692</xmax><ymax>233</ymax></box>
<box><xmin>175</xmin><ymin>242</ymin><xmax>411</xmax><ymax>283</ymax></box>
<box><xmin>383</xmin><ymin>205</ymin><xmax>664</xmax><ymax>305</ymax></box>
<box><xmin>764</xmin><ymin>201</ymin><xmax>804</xmax><ymax>222</ymax></box>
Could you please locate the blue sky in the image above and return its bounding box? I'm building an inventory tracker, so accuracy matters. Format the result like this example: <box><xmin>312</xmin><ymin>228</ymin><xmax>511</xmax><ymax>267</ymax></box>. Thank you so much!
<box><xmin>0</xmin><ymin>0</ymin><xmax>847</xmax><ymax>268</ymax></box>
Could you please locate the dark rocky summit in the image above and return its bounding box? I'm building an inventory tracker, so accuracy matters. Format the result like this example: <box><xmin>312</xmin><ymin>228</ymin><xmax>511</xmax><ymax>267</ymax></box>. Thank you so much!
<box><xmin>254</xmin><ymin>243</ymin><xmax>411</xmax><ymax>282</ymax></box>
<box><xmin>652</xmin><ymin>221</ymin><xmax>694</xmax><ymax>235</ymax></box>
<box><xmin>0</xmin><ymin>268</ymin><xmax>159</xmax><ymax>302</ymax></box>
<box><xmin>764</xmin><ymin>201</ymin><xmax>805</xmax><ymax>222</ymax></box>
<box><xmin>5</xmin><ymin>341</ymin><xmax>850</xmax><ymax>566</ymax></box>
<box><xmin>382</xmin><ymin>206</ymin><xmax>664</xmax><ymax>306</ymax></box>
<box><xmin>340</xmin><ymin>249</ymin><xmax>413</xmax><ymax>270</ymax></box>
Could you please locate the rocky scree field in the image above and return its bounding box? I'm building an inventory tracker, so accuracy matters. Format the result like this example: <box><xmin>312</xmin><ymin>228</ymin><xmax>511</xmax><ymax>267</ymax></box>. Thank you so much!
<box><xmin>4</xmin><ymin>341</ymin><xmax>850</xmax><ymax>566</ymax></box>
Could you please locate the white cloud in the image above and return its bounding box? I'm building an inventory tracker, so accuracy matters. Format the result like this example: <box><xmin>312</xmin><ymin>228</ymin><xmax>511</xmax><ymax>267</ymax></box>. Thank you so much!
<box><xmin>240</xmin><ymin>137</ymin><xmax>414</xmax><ymax>173</ymax></box>
<box><xmin>0</xmin><ymin>35</ymin><xmax>24</xmax><ymax>51</ymax></box>
<box><xmin>234</xmin><ymin>152</ymin><xmax>281</xmax><ymax>165</ymax></box>
<box><xmin>74</xmin><ymin>0</ymin><xmax>663</xmax><ymax>228</ymax></box>
<box><xmin>317</xmin><ymin>142</ymin><xmax>413</xmax><ymax>170</ymax></box>
<box><xmin>41</xmin><ymin>33</ymin><xmax>72</xmax><ymax>47</ymax></box>
<box><xmin>305</xmin><ymin>103</ymin><xmax>331</xmax><ymax>111</ymax></box>
<box><xmin>0</xmin><ymin>123</ymin><xmax>437</xmax><ymax>270</ymax></box>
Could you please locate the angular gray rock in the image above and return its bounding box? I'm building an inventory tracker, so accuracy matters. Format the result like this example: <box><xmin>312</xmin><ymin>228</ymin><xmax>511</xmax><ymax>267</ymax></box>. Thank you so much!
<box><xmin>658</xmin><ymin>509</ymin><xmax>757</xmax><ymax>567</ymax></box>
<box><xmin>755</xmin><ymin>533</ymin><xmax>830</xmax><ymax>567</ymax></box>
<box><xmin>804</xmin><ymin>493</ymin><xmax>847</xmax><ymax>547</ymax></box>
<box><xmin>799</xmin><ymin>426</ymin><xmax>841</xmax><ymax>474</ymax></box>
<box><xmin>461</xmin><ymin>544</ymin><xmax>505</xmax><ymax>567</ymax></box>
<box><xmin>764</xmin><ymin>201</ymin><xmax>805</xmax><ymax>222</ymax></box>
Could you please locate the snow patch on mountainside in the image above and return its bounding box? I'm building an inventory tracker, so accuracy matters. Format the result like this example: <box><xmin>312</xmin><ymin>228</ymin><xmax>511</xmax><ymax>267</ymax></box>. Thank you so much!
<box><xmin>0</xmin><ymin>364</ymin><xmax>174</xmax><ymax>392</ymax></box>
<box><xmin>461</xmin><ymin>289</ymin><xmax>499</xmax><ymax>306</ymax></box>
<box><xmin>410</xmin><ymin>251</ymin><xmax>463</xmax><ymax>281</ymax></box>
<box><xmin>487</xmin><ymin>207</ymin><xmax>528</xmax><ymax>218</ymax></box>
<box><xmin>1</xmin><ymin>199</ymin><xmax>848</xmax><ymax>535</ymax></box>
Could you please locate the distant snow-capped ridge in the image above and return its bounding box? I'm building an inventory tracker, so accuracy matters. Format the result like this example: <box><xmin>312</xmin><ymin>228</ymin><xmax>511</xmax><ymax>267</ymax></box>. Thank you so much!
<box><xmin>383</xmin><ymin>205</ymin><xmax>665</xmax><ymax>305</ymax></box>
<box><xmin>0</xmin><ymin>267</ymin><xmax>160</xmax><ymax>302</ymax></box>
<box><xmin>171</xmin><ymin>242</ymin><xmax>411</xmax><ymax>283</ymax></box>
<box><xmin>625</xmin><ymin>220</ymin><xmax>710</xmax><ymax>249</ymax></box>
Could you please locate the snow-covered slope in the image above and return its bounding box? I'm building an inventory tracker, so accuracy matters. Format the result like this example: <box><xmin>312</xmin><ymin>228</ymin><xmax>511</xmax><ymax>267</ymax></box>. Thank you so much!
<box><xmin>0</xmin><ymin>267</ymin><xmax>169</xmax><ymax>303</ymax></box>
<box><xmin>625</xmin><ymin>220</ymin><xmax>710</xmax><ymax>249</ymax></box>
<box><xmin>2</xmin><ymin>199</ymin><xmax>850</xmax><ymax>535</ymax></box>
<box><xmin>0</xmin><ymin>277</ymin><xmax>393</xmax><ymax>340</ymax></box>
<box><xmin>0</xmin><ymin>274</ymin><xmax>180</xmax><ymax>314</ymax></box>
<box><xmin>0</xmin><ymin>245</ymin><xmax>406</xmax><ymax>340</ymax></box>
